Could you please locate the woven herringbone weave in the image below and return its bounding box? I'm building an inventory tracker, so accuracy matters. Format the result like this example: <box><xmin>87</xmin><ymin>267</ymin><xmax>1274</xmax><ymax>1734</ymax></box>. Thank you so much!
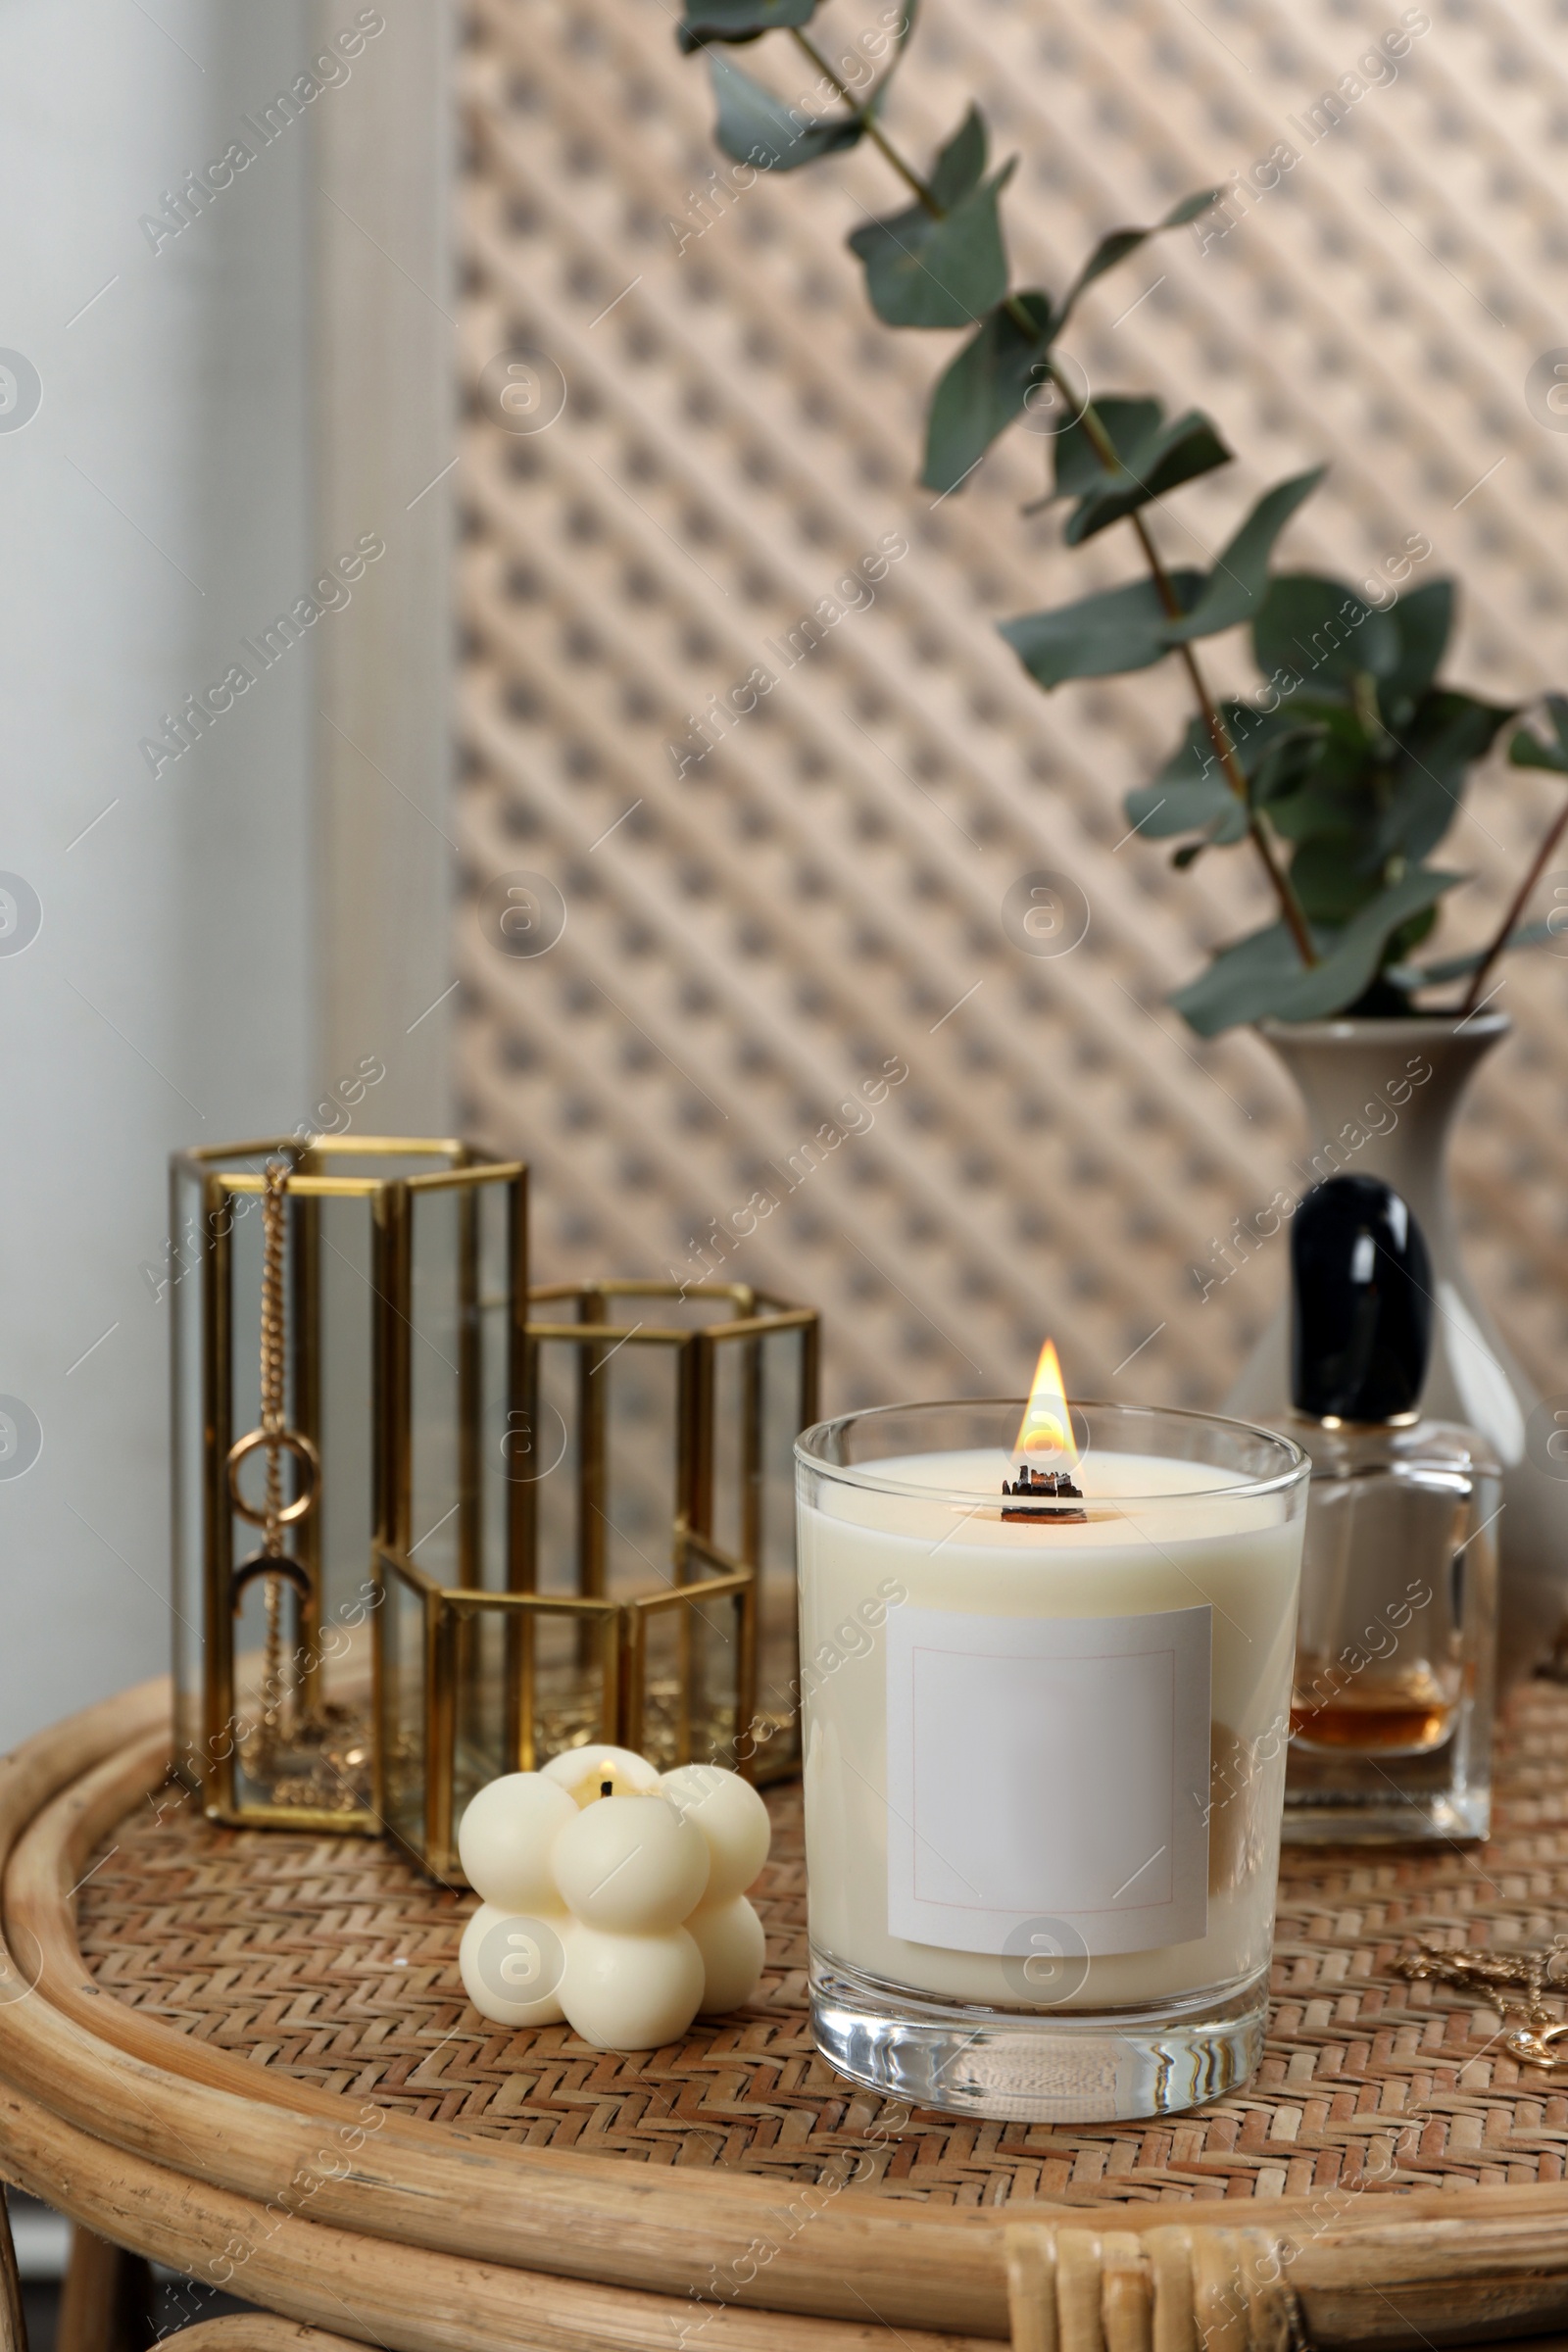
<box><xmin>77</xmin><ymin>1680</ymin><xmax>1568</xmax><ymax>2207</ymax></box>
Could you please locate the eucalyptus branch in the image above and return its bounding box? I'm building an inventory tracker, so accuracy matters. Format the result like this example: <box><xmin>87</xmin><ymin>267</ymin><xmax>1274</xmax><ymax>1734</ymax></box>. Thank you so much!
<box><xmin>779</xmin><ymin>45</ymin><xmax>1318</xmax><ymax>968</ymax></box>
<box><xmin>1125</xmin><ymin>507</ymin><xmax>1318</xmax><ymax>967</ymax></box>
<box><xmin>790</xmin><ymin>28</ymin><xmax>938</xmax><ymax>215</ymax></box>
<box><xmin>1458</xmin><ymin>793</ymin><xmax>1568</xmax><ymax>1014</ymax></box>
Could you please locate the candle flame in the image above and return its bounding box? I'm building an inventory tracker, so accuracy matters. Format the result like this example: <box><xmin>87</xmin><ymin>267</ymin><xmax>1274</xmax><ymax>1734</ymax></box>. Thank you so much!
<box><xmin>1015</xmin><ymin>1338</ymin><xmax>1078</xmax><ymax>1466</ymax></box>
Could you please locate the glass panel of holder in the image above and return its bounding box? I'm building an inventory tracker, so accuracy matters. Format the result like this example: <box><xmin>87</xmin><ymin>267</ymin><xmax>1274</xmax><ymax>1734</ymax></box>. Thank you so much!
<box><xmin>169</xmin><ymin>1152</ymin><xmax>212</xmax><ymax>1775</ymax></box>
<box><xmin>477</xmin><ymin>1176</ymin><xmax>521</xmax><ymax>1598</ymax></box>
<box><xmin>382</xmin><ymin>1555</ymin><xmax>430</xmax><ymax>1852</ymax></box>
<box><xmin>452</xmin><ymin>1596</ymin><xmax>511</xmax><ymax>1823</ymax></box>
<box><xmin>506</xmin><ymin>1595</ymin><xmax>621</xmax><ymax>1785</ymax></box>
<box><xmin>405</xmin><ymin>1171</ymin><xmax>525</xmax><ymax>1584</ymax></box>
<box><xmin>755</xmin><ymin>1319</ymin><xmax>811</xmax><ymax>1770</ymax></box>
<box><xmin>529</xmin><ymin>1316</ymin><xmax>684</xmax><ymax>1606</ymax></box>
<box><xmin>628</xmin><ymin>1562</ymin><xmax>753</xmax><ymax>1772</ymax></box>
<box><xmin>446</xmin><ymin>1597</ymin><xmax>613</xmax><ymax>1843</ymax></box>
<box><xmin>407</xmin><ymin>1180</ymin><xmax>466</xmax><ymax>1591</ymax></box>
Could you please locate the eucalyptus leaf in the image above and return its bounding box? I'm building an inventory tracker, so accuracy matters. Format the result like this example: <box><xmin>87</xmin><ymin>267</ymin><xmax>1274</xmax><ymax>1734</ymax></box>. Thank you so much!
<box><xmin>1387</xmin><ymin>901</ymin><xmax>1443</xmax><ymax>967</ymax></box>
<box><xmin>1123</xmin><ymin>773</ymin><xmax>1241</xmax><ymax>840</ymax></box>
<box><xmin>1378</xmin><ymin>579</ymin><xmax>1453</xmax><ymax>716</ymax></box>
<box><xmin>1149</xmin><ymin>701</ymin><xmax>1278</xmax><ymax>789</ymax></box>
<box><xmin>1062</xmin><ymin>410</ymin><xmax>1232</xmax><ymax>545</ymax></box>
<box><xmin>1376</xmin><ymin>690</ymin><xmax>1513</xmax><ymax>862</ymax></box>
<box><xmin>1260</xmin><ymin>703</ymin><xmax>1389</xmax><ymax>845</ymax></box>
<box><xmin>1170</xmin><ymin>867</ymin><xmax>1464</xmax><ymax>1035</ymax></box>
<box><xmin>848</xmin><ymin>158</ymin><xmax>1014</xmax><ymax>328</ymax></box>
<box><xmin>1129</xmin><ymin>725</ymin><xmax>1325</xmax><ymax>858</ymax></box>
<box><xmin>1414</xmin><ymin>917</ymin><xmax>1559</xmax><ymax>983</ymax></box>
<box><xmin>1252</xmin><ymin>573</ymin><xmax>1401</xmax><ymax>695</ymax></box>
<box><xmin>1052</xmin><ymin>398</ymin><xmax>1161</xmax><ymax>499</ymax></box>
<box><xmin>928</xmin><ymin>103</ymin><xmax>988</xmax><ymax>209</ymax></box>
<box><xmin>920</xmin><ymin>292</ymin><xmax>1054</xmax><ymax>495</ymax></box>
<box><xmin>1249</xmin><ymin>721</ymin><xmax>1330</xmax><ymax>807</ymax></box>
<box><xmin>1205</xmin><ymin>803</ymin><xmax>1252</xmax><ymax>847</ymax></box>
<box><xmin>1264</xmin><ymin>773</ymin><xmax>1369</xmax><ymax>850</ymax></box>
<box><xmin>680</xmin><ymin>0</ymin><xmax>818</xmax><ymax>51</ymax></box>
<box><xmin>1162</xmin><ymin>467</ymin><xmax>1325</xmax><ymax>643</ymax></box>
<box><xmin>709</xmin><ymin>53</ymin><xmax>861</xmax><ymax>168</ymax></box>
<box><xmin>1051</xmin><ymin>188</ymin><xmax>1223</xmax><ymax>334</ymax></box>
<box><xmin>1166</xmin><ymin>922</ymin><xmax>1304</xmax><ymax>1036</ymax></box>
<box><xmin>865</xmin><ymin>0</ymin><xmax>921</xmax><ymax>117</ymax></box>
<box><xmin>1130</xmin><ymin>710</ymin><xmax>1322</xmax><ymax>847</ymax></box>
<box><xmin>1286</xmin><ymin>835</ymin><xmax>1387</xmax><ymax>928</ymax></box>
<box><xmin>1509</xmin><ymin>727</ymin><xmax>1568</xmax><ymax>773</ymax></box>
<box><xmin>1000</xmin><ymin>570</ymin><xmax>1204</xmax><ymax>689</ymax></box>
<box><xmin>1267</xmin><ymin>868</ymin><xmax>1465</xmax><ymax>1021</ymax></box>
<box><xmin>1508</xmin><ymin>691</ymin><xmax>1568</xmax><ymax>773</ymax></box>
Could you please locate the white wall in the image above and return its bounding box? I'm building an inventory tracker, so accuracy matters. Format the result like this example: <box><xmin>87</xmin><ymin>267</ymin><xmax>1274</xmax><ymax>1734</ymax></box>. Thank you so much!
<box><xmin>0</xmin><ymin>3</ymin><xmax>449</xmax><ymax>1746</ymax></box>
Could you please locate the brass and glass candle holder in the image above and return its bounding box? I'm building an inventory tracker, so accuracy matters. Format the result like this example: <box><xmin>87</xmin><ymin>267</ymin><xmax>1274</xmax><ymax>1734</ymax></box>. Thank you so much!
<box><xmin>382</xmin><ymin>1280</ymin><xmax>815</xmax><ymax>1877</ymax></box>
<box><xmin>171</xmin><ymin>1136</ymin><xmax>530</xmax><ymax>1838</ymax></box>
<box><xmin>171</xmin><ymin>1141</ymin><xmax>818</xmax><ymax>1879</ymax></box>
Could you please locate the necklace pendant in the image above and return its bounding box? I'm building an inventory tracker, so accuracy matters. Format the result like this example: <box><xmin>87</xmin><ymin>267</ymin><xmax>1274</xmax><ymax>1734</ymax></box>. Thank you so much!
<box><xmin>1504</xmin><ymin>2020</ymin><xmax>1568</xmax><ymax>2070</ymax></box>
<box><xmin>230</xmin><ymin>1551</ymin><xmax>312</xmax><ymax>1609</ymax></box>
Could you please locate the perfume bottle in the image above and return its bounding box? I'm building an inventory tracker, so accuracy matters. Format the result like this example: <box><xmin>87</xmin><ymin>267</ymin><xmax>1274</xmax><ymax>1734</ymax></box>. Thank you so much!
<box><xmin>1272</xmin><ymin>1175</ymin><xmax>1500</xmax><ymax>1844</ymax></box>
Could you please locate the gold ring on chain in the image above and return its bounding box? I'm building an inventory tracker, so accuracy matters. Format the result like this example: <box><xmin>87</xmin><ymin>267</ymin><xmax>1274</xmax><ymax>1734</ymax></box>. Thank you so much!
<box><xmin>225</xmin><ymin>1427</ymin><xmax>320</xmax><ymax>1526</ymax></box>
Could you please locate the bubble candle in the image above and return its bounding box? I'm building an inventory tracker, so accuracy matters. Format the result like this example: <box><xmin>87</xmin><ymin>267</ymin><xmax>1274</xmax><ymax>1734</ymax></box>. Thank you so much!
<box><xmin>457</xmin><ymin>1745</ymin><xmax>771</xmax><ymax>2049</ymax></box>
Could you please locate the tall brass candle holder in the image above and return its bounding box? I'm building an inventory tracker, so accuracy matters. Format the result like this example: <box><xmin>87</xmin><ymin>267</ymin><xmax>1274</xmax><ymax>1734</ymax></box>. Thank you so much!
<box><xmin>171</xmin><ymin>1136</ymin><xmax>529</xmax><ymax>1838</ymax></box>
<box><xmin>170</xmin><ymin>1140</ymin><xmax>817</xmax><ymax>1880</ymax></box>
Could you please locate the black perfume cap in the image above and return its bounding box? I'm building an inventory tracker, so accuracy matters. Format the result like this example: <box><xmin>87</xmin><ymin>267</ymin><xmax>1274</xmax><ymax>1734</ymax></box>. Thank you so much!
<box><xmin>1290</xmin><ymin>1174</ymin><xmax>1432</xmax><ymax>1421</ymax></box>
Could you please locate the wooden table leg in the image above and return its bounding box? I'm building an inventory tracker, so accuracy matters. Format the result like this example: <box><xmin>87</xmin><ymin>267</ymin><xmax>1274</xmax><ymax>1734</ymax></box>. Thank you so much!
<box><xmin>57</xmin><ymin>2225</ymin><xmax>155</xmax><ymax>2352</ymax></box>
<box><xmin>0</xmin><ymin>2185</ymin><xmax>26</xmax><ymax>2352</ymax></box>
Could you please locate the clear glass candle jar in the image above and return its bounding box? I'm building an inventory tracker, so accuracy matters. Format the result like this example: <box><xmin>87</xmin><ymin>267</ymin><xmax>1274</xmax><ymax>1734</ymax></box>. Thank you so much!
<box><xmin>795</xmin><ymin>1399</ymin><xmax>1309</xmax><ymax>2124</ymax></box>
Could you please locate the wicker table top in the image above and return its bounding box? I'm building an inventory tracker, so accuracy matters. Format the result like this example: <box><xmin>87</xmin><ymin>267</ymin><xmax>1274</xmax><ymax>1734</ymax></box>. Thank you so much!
<box><xmin>74</xmin><ymin>1679</ymin><xmax>1568</xmax><ymax>2211</ymax></box>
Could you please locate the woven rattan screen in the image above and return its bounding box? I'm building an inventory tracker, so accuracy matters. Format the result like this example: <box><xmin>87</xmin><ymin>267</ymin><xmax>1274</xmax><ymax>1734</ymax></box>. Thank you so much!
<box><xmin>453</xmin><ymin>0</ymin><xmax>1568</xmax><ymax>1410</ymax></box>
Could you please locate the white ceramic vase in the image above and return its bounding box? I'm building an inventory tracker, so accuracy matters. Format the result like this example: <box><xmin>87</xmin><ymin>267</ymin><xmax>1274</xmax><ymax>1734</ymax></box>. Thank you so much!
<box><xmin>1223</xmin><ymin>1012</ymin><xmax>1565</xmax><ymax>1693</ymax></box>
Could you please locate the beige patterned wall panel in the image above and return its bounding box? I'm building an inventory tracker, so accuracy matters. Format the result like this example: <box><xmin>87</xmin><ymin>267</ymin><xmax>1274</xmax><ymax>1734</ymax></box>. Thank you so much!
<box><xmin>454</xmin><ymin>0</ymin><xmax>1568</xmax><ymax>1411</ymax></box>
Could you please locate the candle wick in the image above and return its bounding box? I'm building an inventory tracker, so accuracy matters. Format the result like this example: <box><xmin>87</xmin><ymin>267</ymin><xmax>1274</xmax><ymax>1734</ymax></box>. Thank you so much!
<box><xmin>600</xmin><ymin>1779</ymin><xmax>613</xmax><ymax>1797</ymax></box>
<box><xmin>1002</xmin><ymin>1462</ymin><xmax>1087</xmax><ymax>1521</ymax></box>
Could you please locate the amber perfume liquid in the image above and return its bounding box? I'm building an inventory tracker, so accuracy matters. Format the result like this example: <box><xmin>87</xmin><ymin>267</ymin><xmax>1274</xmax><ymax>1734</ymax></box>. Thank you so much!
<box><xmin>1290</xmin><ymin>1664</ymin><xmax>1458</xmax><ymax>1754</ymax></box>
<box><xmin>1275</xmin><ymin>1417</ymin><xmax>1500</xmax><ymax>1842</ymax></box>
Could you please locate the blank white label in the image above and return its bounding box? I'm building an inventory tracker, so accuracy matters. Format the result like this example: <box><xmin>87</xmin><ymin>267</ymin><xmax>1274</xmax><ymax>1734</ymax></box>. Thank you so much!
<box><xmin>885</xmin><ymin>1604</ymin><xmax>1211</xmax><ymax>1956</ymax></box>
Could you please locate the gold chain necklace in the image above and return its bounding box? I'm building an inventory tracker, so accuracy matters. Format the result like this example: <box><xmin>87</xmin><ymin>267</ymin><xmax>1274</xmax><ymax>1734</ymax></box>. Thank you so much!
<box><xmin>1396</xmin><ymin>1939</ymin><xmax>1568</xmax><ymax>2069</ymax></box>
<box><xmin>224</xmin><ymin>1160</ymin><xmax>319</xmax><ymax>1768</ymax></box>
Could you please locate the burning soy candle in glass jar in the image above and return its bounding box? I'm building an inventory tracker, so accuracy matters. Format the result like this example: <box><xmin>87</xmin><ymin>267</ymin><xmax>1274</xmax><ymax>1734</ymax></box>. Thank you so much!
<box><xmin>795</xmin><ymin>1348</ymin><xmax>1309</xmax><ymax>2124</ymax></box>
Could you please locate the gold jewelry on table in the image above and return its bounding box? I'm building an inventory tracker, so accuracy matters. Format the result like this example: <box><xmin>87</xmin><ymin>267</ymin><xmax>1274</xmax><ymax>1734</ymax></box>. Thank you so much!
<box><xmin>1396</xmin><ymin>1938</ymin><xmax>1568</xmax><ymax>2068</ymax></box>
<box><xmin>223</xmin><ymin>1158</ymin><xmax>319</xmax><ymax>1768</ymax></box>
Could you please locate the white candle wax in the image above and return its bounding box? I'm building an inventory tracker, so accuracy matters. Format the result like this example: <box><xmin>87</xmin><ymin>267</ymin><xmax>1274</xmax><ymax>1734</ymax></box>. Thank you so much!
<box><xmin>456</xmin><ymin>1754</ymin><xmax>772</xmax><ymax>2046</ymax></box>
<box><xmin>800</xmin><ymin>1446</ymin><xmax>1302</xmax><ymax>2010</ymax></box>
